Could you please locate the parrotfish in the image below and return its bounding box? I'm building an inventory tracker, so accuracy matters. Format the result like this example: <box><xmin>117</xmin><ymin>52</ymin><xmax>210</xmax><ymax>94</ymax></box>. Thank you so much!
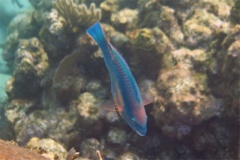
<box><xmin>86</xmin><ymin>22</ymin><xmax>148</xmax><ymax>136</ymax></box>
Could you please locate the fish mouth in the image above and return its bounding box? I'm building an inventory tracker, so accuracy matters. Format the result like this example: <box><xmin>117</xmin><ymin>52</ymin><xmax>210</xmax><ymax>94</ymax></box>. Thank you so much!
<box><xmin>121</xmin><ymin>112</ymin><xmax>147</xmax><ymax>136</ymax></box>
<box><xmin>127</xmin><ymin>117</ymin><xmax>147</xmax><ymax>136</ymax></box>
<box><xmin>135</xmin><ymin>123</ymin><xmax>147</xmax><ymax>136</ymax></box>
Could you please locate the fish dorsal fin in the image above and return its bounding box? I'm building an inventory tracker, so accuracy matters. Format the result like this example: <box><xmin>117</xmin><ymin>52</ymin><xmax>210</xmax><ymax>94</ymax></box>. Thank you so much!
<box><xmin>108</xmin><ymin>42</ymin><xmax>130</xmax><ymax>70</ymax></box>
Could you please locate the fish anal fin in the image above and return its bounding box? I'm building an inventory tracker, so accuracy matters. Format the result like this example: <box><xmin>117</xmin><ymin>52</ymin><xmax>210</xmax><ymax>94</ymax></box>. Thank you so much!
<box><xmin>99</xmin><ymin>100</ymin><xmax>115</xmax><ymax>111</ymax></box>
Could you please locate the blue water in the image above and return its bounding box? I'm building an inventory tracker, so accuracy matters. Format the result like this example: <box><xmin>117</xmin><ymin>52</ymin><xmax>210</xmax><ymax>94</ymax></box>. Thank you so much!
<box><xmin>0</xmin><ymin>0</ymin><xmax>32</xmax><ymax>101</ymax></box>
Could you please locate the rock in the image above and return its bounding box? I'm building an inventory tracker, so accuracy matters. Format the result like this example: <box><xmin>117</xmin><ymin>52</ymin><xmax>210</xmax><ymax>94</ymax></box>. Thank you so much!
<box><xmin>0</xmin><ymin>139</ymin><xmax>49</xmax><ymax>160</ymax></box>
<box><xmin>107</xmin><ymin>128</ymin><xmax>126</xmax><ymax>144</ymax></box>
<box><xmin>73</xmin><ymin>92</ymin><xmax>103</xmax><ymax>137</ymax></box>
<box><xmin>118</xmin><ymin>152</ymin><xmax>139</xmax><ymax>160</ymax></box>
<box><xmin>80</xmin><ymin>138</ymin><xmax>100</xmax><ymax>159</ymax></box>
<box><xmin>27</xmin><ymin>137</ymin><xmax>67</xmax><ymax>160</ymax></box>
<box><xmin>0</xmin><ymin>73</ymin><xmax>11</xmax><ymax>102</ymax></box>
<box><xmin>111</xmin><ymin>8</ymin><xmax>138</xmax><ymax>32</ymax></box>
<box><xmin>183</xmin><ymin>9</ymin><xmax>229</xmax><ymax>48</ymax></box>
<box><xmin>5</xmin><ymin>37</ymin><xmax>49</xmax><ymax>99</ymax></box>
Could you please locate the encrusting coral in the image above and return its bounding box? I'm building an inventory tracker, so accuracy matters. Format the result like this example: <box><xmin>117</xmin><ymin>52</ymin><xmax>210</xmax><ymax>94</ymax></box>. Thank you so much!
<box><xmin>53</xmin><ymin>50</ymin><xmax>86</xmax><ymax>105</ymax></box>
<box><xmin>100</xmin><ymin>0</ymin><xmax>118</xmax><ymax>23</ymax></box>
<box><xmin>5</xmin><ymin>37</ymin><xmax>49</xmax><ymax>99</ymax></box>
<box><xmin>153</xmin><ymin>47</ymin><xmax>224</xmax><ymax>139</ymax></box>
<box><xmin>230</xmin><ymin>0</ymin><xmax>240</xmax><ymax>24</ymax></box>
<box><xmin>52</xmin><ymin>0</ymin><xmax>101</xmax><ymax>32</ymax></box>
<box><xmin>0</xmin><ymin>139</ymin><xmax>49</xmax><ymax>160</ymax></box>
<box><xmin>138</xmin><ymin>1</ymin><xmax>184</xmax><ymax>44</ymax></box>
<box><xmin>27</xmin><ymin>137</ymin><xmax>67</xmax><ymax>160</ymax></box>
<box><xmin>207</xmin><ymin>25</ymin><xmax>240</xmax><ymax>158</ymax></box>
<box><xmin>80</xmin><ymin>138</ymin><xmax>100</xmax><ymax>159</ymax></box>
<box><xmin>2</xmin><ymin>11</ymin><xmax>39</xmax><ymax>71</ymax></box>
<box><xmin>47</xmin><ymin>9</ymin><xmax>68</xmax><ymax>37</ymax></box>
<box><xmin>197</xmin><ymin>0</ymin><xmax>232</xmax><ymax>19</ymax></box>
<box><xmin>183</xmin><ymin>9</ymin><xmax>229</xmax><ymax>48</ymax></box>
<box><xmin>74</xmin><ymin>92</ymin><xmax>102</xmax><ymax>132</ymax></box>
<box><xmin>111</xmin><ymin>8</ymin><xmax>138</xmax><ymax>32</ymax></box>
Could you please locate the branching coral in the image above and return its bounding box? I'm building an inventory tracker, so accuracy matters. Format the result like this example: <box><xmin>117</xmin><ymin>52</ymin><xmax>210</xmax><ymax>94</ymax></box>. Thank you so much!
<box><xmin>52</xmin><ymin>0</ymin><xmax>101</xmax><ymax>32</ymax></box>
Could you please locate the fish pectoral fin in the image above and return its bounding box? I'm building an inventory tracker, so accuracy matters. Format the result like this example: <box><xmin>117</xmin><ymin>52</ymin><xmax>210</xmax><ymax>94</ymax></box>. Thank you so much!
<box><xmin>98</xmin><ymin>98</ymin><xmax>124</xmax><ymax>112</ymax></box>
<box><xmin>113</xmin><ymin>97</ymin><xmax>123</xmax><ymax>112</ymax></box>
<box><xmin>99</xmin><ymin>100</ymin><xmax>115</xmax><ymax>112</ymax></box>
<box><xmin>97</xmin><ymin>100</ymin><xmax>122</xmax><ymax>122</ymax></box>
<box><xmin>113</xmin><ymin>97</ymin><xmax>124</xmax><ymax>120</ymax></box>
<box><xmin>97</xmin><ymin>100</ymin><xmax>115</xmax><ymax>118</ymax></box>
<box><xmin>141</xmin><ymin>92</ymin><xmax>155</xmax><ymax>106</ymax></box>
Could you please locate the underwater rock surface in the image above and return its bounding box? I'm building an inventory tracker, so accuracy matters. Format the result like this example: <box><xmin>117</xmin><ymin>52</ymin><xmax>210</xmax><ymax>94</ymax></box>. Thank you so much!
<box><xmin>0</xmin><ymin>139</ymin><xmax>50</xmax><ymax>160</ymax></box>
<box><xmin>0</xmin><ymin>0</ymin><xmax>239</xmax><ymax>159</ymax></box>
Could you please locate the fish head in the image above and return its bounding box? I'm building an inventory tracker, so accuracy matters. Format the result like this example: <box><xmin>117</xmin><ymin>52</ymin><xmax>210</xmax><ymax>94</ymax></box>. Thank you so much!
<box><xmin>133</xmin><ymin>116</ymin><xmax>147</xmax><ymax>136</ymax></box>
<box><xmin>121</xmin><ymin>105</ymin><xmax>147</xmax><ymax>136</ymax></box>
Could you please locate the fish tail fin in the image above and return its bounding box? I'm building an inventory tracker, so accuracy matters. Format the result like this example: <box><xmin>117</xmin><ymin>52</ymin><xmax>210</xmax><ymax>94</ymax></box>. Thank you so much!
<box><xmin>86</xmin><ymin>22</ymin><xmax>107</xmax><ymax>48</ymax></box>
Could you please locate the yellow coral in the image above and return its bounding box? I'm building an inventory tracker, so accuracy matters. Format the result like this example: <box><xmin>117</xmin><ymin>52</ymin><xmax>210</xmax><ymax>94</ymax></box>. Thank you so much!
<box><xmin>52</xmin><ymin>0</ymin><xmax>101</xmax><ymax>32</ymax></box>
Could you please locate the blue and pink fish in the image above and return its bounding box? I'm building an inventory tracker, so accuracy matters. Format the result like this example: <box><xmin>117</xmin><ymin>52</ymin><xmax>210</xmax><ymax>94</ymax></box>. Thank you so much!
<box><xmin>86</xmin><ymin>22</ymin><xmax>148</xmax><ymax>136</ymax></box>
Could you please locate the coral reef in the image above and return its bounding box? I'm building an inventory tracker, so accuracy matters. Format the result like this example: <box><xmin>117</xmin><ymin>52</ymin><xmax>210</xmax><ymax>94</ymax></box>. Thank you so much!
<box><xmin>38</xmin><ymin>9</ymin><xmax>72</xmax><ymax>60</ymax></box>
<box><xmin>107</xmin><ymin>128</ymin><xmax>126</xmax><ymax>145</ymax></box>
<box><xmin>118</xmin><ymin>152</ymin><xmax>139</xmax><ymax>160</ymax></box>
<box><xmin>183</xmin><ymin>9</ymin><xmax>229</xmax><ymax>48</ymax></box>
<box><xmin>1</xmin><ymin>31</ymin><xmax>19</xmax><ymax>70</ymax></box>
<box><xmin>47</xmin><ymin>9</ymin><xmax>68</xmax><ymax>37</ymax></box>
<box><xmin>0</xmin><ymin>139</ymin><xmax>49</xmax><ymax>160</ymax></box>
<box><xmin>0</xmin><ymin>71</ymin><xmax>11</xmax><ymax>101</ymax></box>
<box><xmin>28</xmin><ymin>0</ymin><xmax>52</xmax><ymax>10</ymax></box>
<box><xmin>0</xmin><ymin>102</ymin><xmax>13</xmax><ymax>140</ymax></box>
<box><xmin>65</xmin><ymin>148</ymin><xmax>80</xmax><ymax>160</ymax></box>
<box><xmin>127</xmin><ymin>27</ymin><xmax>174</xmax><ymax>78</ymax></box>
<box><xmin>197</xmin><ymin>0</ymin><xmax>232</xmax><ymax>19</ymax></box>
<box><xmin>207</xmin><ymin>24</ymin><xmax>240</xmax><ymax>158</ymax></box>
<box><xmin>85</xmin><ymin>80</ymin><xmax>107</xmax><ymax>99</ymax></box>
<box><xmin>111</xmin><ymin>8</ymin><xmax>138</xmax><ymax>32</ymax></box>
<box><xmin>0</xmin><ymin>0</ymin><xmax>239</xmax><ymax>159</ymax></box>
<box><xmin>7</xmin><ymin>11</ymin><xmax>37</xmax><ymax>39</ymax></box>
<box><xmin>80</xmin><ymin>138</ymin><xmax>100</xmax><ymax>159</ymax></box>
<box><xmin>52</xmin><ymin>0</ymin><xmax>101</xmax><ymax>32</ymax></box>
<box><xmin>138</xmin><ymin>1</ymin><xmax>184</xmax><ymax>44</ymax></box>
<box><xmin>5</xmin><ymin>37</ymin><xmax>49</xmax><ymax>99</ymax></box>
<box><xmin>73</xmin><ymin>92</ymin><xmax>103</xmax><ymax>137</ymax></box>
<box><xmin>151</xmin><ymin>46</ymin><xmax>225</xmax><ymax>139</ymax></box>
<box><xmin>230</xmin><ymin>0</ymin><xmax>240</xmax><ymax>24</ymax></box>
<box><xmin>100</xmin><ymin>0</ymin><xmax>118</xmax><ymax>23</ymax></box>
<box><xmin>2</xmin><ymin>11</ymin><xmax>39</xmax><ymax>71</ymax></box>
<box><xmin>27</xmin><ymin>137</ymin><xmax>67</xmax><ymax>160</ymax></box>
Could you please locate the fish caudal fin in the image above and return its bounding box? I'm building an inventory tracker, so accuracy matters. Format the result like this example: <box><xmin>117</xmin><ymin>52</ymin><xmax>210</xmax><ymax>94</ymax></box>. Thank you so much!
<box><xmin>86</xmin><ymin>22</ymin><xmax>107</xmax><ymax>48</ymax></box>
